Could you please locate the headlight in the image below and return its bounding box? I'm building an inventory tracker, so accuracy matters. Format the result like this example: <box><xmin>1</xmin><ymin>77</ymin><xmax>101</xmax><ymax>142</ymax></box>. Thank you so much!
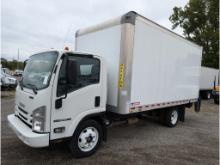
<box><xmin>32</xmin><ymin>106</ymin><xmax>46</xmax><ymax>133</ymax></box>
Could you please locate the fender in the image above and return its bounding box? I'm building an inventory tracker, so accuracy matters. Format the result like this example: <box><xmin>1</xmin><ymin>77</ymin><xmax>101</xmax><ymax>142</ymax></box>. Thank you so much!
<box><xmin>65</xmin><ymin>108</ymin><xmax>106</xmax><ymax>139</ymax></box>
<box><xmin>76</xmin><ymin>111</ymin><xmax>107</xmax><ymax>141</ymax></box>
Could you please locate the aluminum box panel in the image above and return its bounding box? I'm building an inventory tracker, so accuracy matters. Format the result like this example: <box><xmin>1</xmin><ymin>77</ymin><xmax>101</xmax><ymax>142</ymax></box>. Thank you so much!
<box><xmin>130</xmin><ymin>17</ymin><xmax>202</xmax><ymax>105</ymax></box>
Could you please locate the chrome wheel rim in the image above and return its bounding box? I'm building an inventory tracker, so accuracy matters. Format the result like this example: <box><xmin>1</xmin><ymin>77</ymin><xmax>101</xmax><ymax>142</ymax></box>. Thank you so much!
<box><xmin>171</xmin><ymin>110</ymin><xmax>178</xmax><ymax>125</ymax></box>
<box><xmin>78</xmin><ymin>127</ymin><xmax>99</xmax><ymax>152</ymax></box>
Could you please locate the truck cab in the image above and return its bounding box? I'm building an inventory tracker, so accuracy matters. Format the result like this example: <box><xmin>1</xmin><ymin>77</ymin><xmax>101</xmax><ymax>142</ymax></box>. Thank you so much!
<box><xmin>8</xmin><ymin>50</ymin><xmax>107</xmax><ymax>157</ymax></box>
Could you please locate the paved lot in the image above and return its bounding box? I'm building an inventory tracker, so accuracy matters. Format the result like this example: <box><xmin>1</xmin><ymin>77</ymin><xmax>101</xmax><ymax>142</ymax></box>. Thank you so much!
<box><xmin>1</xmin><ymin>97</ymin><xmax>219</xmax><ymax>165</ymax></box>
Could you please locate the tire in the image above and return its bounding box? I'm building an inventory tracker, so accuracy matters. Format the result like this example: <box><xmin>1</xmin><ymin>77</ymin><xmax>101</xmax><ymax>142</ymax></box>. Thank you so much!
<box><xmin>164</xmin><ymin>108</ymin><xmax>179</xmax><ymax>127</ymax></box>
<box><xmin>194</xmin><ymin>97</ymin><xmax>201</xmax><ymax>112</ymax></box>
<box><xmin>68</xmin><ymin>120</ymin><xmax>103</xmax><ymax>158</ymax></box>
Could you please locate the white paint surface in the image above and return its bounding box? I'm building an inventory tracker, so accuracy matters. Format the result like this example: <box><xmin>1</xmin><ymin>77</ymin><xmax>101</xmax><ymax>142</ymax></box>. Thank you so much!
<box><xmin>76</xmin><ymin>25</ymin><xmax>122</xmax><ymax>106</ymax></box>
<box><xmin>130</xmin><ymin>17</ymin><xmax>202</xmax><ymax>105</ymax></box>
<box><xmin>200</xmin><ymin>67</ymin><xmax>219</xmax><ymax>90</ymax></box>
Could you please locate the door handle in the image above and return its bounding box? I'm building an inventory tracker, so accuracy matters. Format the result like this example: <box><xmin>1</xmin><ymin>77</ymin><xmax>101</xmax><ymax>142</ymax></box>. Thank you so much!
<box><xmin>95</xmin><ymin>96</ymin><xmax>100</xmax><ymax>107</ymax></box>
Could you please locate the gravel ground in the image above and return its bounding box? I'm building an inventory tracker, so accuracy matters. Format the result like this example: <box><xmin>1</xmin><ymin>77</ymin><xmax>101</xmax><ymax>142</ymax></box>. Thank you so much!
<box><xmin>1</xmin><ymin>90</ymin><xmax>15</xmax><ymax>98</ymax></box>
<box><xmin>1</xmin><ymin>97</ymin><xmax>219</xmax><ymax>165</ymax></box>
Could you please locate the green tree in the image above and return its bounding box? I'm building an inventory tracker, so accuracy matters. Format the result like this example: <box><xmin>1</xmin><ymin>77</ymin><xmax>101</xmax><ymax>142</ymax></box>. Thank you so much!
<box><xmin>169</xmin><ymin>0</ymin><xmax>219</xmax><ymax>68</ymax></box>
<box><xmin>1</xmin><ymin>61</ymin><xmax>24</xmax><ymax>71</ymax></box>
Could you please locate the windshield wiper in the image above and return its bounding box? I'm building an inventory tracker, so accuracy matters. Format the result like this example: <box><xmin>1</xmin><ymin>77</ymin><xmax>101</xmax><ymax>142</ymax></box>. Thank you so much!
<box><xmin>26</xmin><ymin>83</ymin><xmax>38</xmax><ymax>94</ymax></box>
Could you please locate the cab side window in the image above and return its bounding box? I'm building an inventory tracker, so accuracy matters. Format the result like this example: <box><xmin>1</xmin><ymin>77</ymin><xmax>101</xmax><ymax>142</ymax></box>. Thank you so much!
<box><xmin>57</xmin><ymin>55</ymin><xmax>100</xmax><ymax>97</ymax></box>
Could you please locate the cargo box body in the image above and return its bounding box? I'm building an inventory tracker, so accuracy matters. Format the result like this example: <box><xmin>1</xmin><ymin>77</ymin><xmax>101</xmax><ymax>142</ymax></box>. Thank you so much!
<box><xmin>75</xmin><ymin>11</ymin><xmax>202</xmax><ymax>114</ymax></box>
<box><xmin>200</xmin><ymin>67</ymin><xmax>219</xmax><ymax>90</ymax></box>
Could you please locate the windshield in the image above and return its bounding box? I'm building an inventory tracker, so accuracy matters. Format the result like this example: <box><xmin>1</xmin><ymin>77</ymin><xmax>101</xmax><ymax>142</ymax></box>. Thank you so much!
<box><xmin>22</xmin><ymin>51</ymin><xmax>58</xmax><ymax>90</ymax></box>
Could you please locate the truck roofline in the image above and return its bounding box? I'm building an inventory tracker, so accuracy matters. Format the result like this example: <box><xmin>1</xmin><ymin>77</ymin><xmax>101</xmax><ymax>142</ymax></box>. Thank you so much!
<box><xmin>28</xmin><ymin>49</ymin><xmax>102</xmax><ymax>59</ymax></box>
<box><xmin>75</xmin><ymin>11</ymin><xmax>202</xmax><ymax>50</ymax></box>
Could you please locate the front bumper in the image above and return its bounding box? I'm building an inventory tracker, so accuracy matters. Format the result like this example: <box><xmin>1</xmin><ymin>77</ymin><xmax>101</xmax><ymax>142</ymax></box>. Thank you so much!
<box><xmin>7</xmin><ymin>114</ymin><xmax>49</xmax><ymax>148</ymax></box>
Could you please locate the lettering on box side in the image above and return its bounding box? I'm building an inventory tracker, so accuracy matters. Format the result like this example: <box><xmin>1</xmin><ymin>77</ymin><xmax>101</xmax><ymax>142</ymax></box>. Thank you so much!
<box><xmin>119</xmin><ymin>64</ymin><xmax>125</xmax><ymax>89</ymax></box>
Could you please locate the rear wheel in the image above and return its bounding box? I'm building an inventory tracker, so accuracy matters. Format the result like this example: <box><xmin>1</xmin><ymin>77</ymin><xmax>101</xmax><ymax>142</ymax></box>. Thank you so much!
<box><xmin>164</xmin><ymin>108</ymin><xmax>179</xmax><ymax>127</ymax></box>
<box><xmin>68</xmin><ymin>120</ymin><xmax>102</xmax><ymax>158</ymax></box>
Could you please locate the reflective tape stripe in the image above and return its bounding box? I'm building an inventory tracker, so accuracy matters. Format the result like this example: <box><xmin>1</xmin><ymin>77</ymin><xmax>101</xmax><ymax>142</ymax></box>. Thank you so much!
<box><xmin>129</xmin><ymin>99</ymin><xmax>197</xmax><ymax>113</ymax></box>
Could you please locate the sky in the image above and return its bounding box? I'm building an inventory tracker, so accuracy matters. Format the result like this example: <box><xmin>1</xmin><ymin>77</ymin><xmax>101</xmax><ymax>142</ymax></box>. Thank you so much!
<box><xmin>2</xmin><ymin>0</ymin><xmax>188</xmax><ymax>61</ymax></box>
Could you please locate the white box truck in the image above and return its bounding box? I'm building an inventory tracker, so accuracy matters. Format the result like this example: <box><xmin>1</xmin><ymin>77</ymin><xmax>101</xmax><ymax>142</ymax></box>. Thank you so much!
<box><xmin>200</xmin><ymin>66</ymin><xmax>219</xmax><ymax>99</ymax></box>
<box><xmin>8</xmin><ymin>11</ymin><xmax>202</xmax><ymax>158</ymax></box>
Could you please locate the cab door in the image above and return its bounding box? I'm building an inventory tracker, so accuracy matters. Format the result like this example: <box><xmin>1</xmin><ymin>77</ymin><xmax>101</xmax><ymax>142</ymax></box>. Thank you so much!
<box><xmin>50</xmin><ymin>54</ymin><xmax>105</xmax><ymax>140</ymax></box>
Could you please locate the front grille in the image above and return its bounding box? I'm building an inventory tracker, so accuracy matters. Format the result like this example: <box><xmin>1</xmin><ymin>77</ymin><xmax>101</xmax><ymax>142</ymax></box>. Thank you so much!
<box><xmin>19</xmin><ymin>113</ymin><xmax>28</xmax><ymax>120</ymax></box>
<box><xmin>16</xmin><ymin>106</ymin><xmax>32</xmax><ymax>128</ymax></box>
<box><xmin>18</xmin><ymin>106</ymin><xmax>28</xmax><ymax>115</ymax></box>
<box><xmin>16</xmin><ymin>115</ymin><xmax>32</xmax><ymax>128</ymax></box>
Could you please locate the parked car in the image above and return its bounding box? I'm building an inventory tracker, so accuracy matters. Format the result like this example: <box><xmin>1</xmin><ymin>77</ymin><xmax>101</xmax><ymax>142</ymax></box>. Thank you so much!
<box><xmin>1</xmin><ymin>68</ymin><xmax>17</xmax><ymax>88</ymax></box>
<box><xmin>2</xmin><ymin>68</ymin><xmax>11</xmax><ymax>74</ymax></box>
<box><xmin>14</xmin><ymin>69</ymin><xmax>23</xmax><ymax>76</ymax></box>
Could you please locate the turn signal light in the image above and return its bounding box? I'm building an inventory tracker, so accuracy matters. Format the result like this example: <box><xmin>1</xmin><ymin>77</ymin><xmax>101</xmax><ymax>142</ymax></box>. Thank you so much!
<box><xmin>54</xmin><ymin>127</ymin><xmax>65</xmax><ymax>133</ymax></box>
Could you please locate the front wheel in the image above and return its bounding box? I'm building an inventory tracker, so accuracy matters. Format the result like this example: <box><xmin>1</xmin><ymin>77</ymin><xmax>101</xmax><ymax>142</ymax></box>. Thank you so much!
<box><xmin>68</xmin><ymin>120</ymin><xmax>102</xmax><ymax>158</ymax></box>
<box><xmin>164</xmin><ymin>109</ymin><xmax>179</xmax><ymax>127</ymax></box>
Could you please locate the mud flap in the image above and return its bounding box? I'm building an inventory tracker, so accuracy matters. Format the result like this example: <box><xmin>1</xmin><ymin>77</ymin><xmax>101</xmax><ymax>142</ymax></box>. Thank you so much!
<box><xmin>194</xmin><ymin>97</ymin><xmax>201</xmax><ymax>112</ymax></box>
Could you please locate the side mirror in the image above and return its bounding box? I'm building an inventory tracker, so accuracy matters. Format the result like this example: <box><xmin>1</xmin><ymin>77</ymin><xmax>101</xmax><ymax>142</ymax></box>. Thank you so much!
<box><xmin>66</xmin><ymin>59</ymin><xmax>78</xmax><ymax>85</ymax></box>
<box><xmin>55</xmin><ymin>98</ymin><xmax>62</xmax><ymax>109</ymax></box>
